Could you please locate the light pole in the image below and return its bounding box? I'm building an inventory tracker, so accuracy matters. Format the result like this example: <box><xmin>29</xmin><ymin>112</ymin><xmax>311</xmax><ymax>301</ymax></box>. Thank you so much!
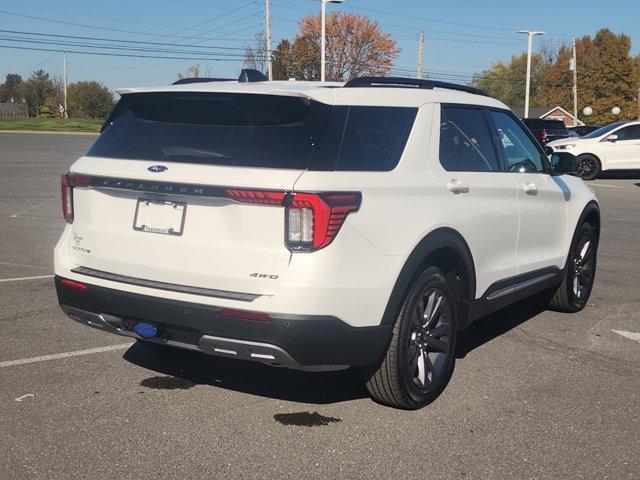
<box><xmin>321</xmin><ymin>0</ymin><xmax>344</xmax><ymax>82</ymax></box>
<box><xmin>516</xmin><ymin>30</ymin><xmax>544</xmax><ymax>118</ymax></box>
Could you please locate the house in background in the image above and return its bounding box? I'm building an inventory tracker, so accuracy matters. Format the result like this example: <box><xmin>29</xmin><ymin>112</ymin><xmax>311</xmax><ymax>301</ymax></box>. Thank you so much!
<box><xmin>511</xmin><ymin>105</ymin><xmax>583</xmax><ymax>127</ymax></box>
<box><xmin>0</xmin><ymin>102</ymin><xmax>27</xmax><ymax>118</ymax></box>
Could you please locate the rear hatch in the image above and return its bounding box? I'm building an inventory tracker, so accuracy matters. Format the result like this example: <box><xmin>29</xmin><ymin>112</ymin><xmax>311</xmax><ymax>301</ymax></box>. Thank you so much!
<box><xmin>66</xmin><ymin>91</ymin><xmax>332</xmax><ymax>297</ymax></box>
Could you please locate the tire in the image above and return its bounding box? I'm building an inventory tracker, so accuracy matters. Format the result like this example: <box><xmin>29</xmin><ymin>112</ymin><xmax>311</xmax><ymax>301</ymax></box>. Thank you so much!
<box><xmin>577</xmin><ymin>154</ymin><xmax>601</xmax><ymax>181</ymax></box>
<box><xmin>548</xmin><ymin>223</ymin><xmax>597</xmax><ymax>313</ymax></box>
<box><xmin>364</xmin><ymin>266</ymin><xmax>458</xmax><ymax>409</ymax></box>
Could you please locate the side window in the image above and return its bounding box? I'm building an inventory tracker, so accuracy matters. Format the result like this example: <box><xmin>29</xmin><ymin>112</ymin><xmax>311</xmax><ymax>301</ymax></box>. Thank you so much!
<box><xmin>614</xmin><ymin>125</ymin><xmax>640</xmax><ymax>141</ymax></box>
<box><xmin>489</xmin><ymin>110</ymin><xmax>546</xmax><ymax>173</ymax></box>
<box><xmin>335</xmin><ymin>106</ymin><xmax>417</xmax><ymax>171</ymax></box>
<box><xmin>439</xmin><ymin>109</ymin><xmax>458</xmax><ymax>171</ymax></box>
<box><xmin>441</xmin><ymin>106</ymin><xmax>500</xmax><ymax>172</ymax></box>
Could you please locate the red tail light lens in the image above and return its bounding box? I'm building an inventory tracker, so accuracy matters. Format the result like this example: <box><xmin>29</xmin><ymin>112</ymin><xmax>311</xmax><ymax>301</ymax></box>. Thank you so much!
<box><xmin>61</xmin><ymin>173</ymin><xmax>91</xmax><ymax>224</ymax></box>
<box><xmin>541</xmin><ymin>129</ymin><xmax>548</xmax><ymax>142</ymax></box>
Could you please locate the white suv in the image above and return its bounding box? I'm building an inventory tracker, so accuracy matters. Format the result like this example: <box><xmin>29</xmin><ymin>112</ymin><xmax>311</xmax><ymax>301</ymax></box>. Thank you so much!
<box><xmin>54</xmin><ymin>73</ymin><xmax>600</xmax><ymax>409</ymax></box>
<box><xmin>547</xmin><ymin>120</ymin><xmax>640</xmax><ymax>180</ymax></box>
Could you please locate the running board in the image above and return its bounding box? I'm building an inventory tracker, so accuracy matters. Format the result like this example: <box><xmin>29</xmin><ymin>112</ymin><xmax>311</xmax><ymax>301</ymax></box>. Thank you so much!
<box><xmin>486</xmin><ymin>272</ymin><xmax>558</xmax><ymax>300</ymax></box>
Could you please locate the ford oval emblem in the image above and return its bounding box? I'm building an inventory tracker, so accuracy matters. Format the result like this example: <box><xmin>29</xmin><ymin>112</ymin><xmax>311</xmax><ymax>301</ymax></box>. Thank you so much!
<box><xmin>148</xmin><ymin>165</ymin><xmax>168</xmax><ymax>173</ymax></box>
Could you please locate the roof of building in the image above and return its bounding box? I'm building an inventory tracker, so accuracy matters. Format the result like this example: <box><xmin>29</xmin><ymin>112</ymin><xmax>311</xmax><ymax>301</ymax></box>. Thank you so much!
<box><xmin>0</xmin><ymin>102</ymin><xmax>27</xmax><ymax>111</ymax></box>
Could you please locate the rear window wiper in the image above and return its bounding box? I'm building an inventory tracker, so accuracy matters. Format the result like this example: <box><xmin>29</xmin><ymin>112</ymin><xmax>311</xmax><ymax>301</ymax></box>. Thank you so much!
<box><xmin>161</xmin><ymin>147</ymin><xmax>231</xmax><ymax>160</ymax></box>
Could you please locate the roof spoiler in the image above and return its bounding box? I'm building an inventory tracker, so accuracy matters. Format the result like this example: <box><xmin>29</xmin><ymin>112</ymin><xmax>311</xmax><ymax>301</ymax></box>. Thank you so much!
<box><xmin>343</xmin><ymin>76</ymin><xmax>486</xmax><ymax>96</ymax></box>
<box><xmin>171</xmin><ymin>69</ymin><xmax>268</xmax><ymax>86</ymax></box>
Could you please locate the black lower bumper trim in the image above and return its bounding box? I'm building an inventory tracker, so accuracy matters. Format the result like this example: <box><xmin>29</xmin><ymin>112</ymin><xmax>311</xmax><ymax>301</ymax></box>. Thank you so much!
<box><xmin>55</xmin><ymin>276</ymin><xmax>391</xmax><ymax>367</ymax></box>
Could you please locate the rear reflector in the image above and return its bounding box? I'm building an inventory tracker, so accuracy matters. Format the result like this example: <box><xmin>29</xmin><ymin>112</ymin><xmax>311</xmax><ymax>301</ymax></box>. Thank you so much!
<box><xmin>59</xmin><ymin>278</ymin><xmax>88</xmax><ymax>291</ymax></box>
<box><xmin>218</xmin><ymin>308</ymin><xmax>271</xmax><ymax>322</ymax></box>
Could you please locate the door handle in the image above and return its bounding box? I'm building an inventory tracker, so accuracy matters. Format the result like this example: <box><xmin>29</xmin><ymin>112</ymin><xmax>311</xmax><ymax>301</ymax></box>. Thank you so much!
<box><xmin>522</xmin><ymin>182</ymin><xmax>538</xmax><ymax>195</ymax></box>
<box><xmin>446</xmin><ymin>179</ymin><xmax>470</xmax><ymax>194</ymax></box>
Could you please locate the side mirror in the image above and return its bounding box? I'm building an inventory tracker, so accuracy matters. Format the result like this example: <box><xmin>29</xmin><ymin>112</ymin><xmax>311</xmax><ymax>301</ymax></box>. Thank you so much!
<box><xmin>550</xmin><ymin>152</ymin><xmax>578</xmax><ymax>176</ymax></box>
<box><xmin>606</xmin><ymin>134</ymin><xmax>618</xmax><ymax>142</ymax></box>
<box><xmin>544</xmin><ymin>146</ymin><xmax>554</xmax><ymax>156</ymax></box>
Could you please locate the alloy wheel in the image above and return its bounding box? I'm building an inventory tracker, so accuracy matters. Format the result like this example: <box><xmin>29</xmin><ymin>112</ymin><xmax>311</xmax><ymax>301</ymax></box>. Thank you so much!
<box><xmin>406</xmin><ymin>287</ymin><xmax>453</xmax><ymax>392</ymax></box>
<box><xmin>572</xmin><ymin>237</ymin><xmax>595</xmax><ymax>300</ymax></box>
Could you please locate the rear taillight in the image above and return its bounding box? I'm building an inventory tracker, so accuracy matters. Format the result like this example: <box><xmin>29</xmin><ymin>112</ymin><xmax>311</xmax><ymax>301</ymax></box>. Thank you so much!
<box><xmin>284</xmin><ymin>192</ymin><xmax>361</xmax><ymax>251</ymax></box>
<box><xmin>540</xmin><ymin>129</ymin><xmax>548</xmax><ymax>142</ymax></box>
<box><xmin>226</xmin><ymin>188</ymin><xmax>361</xmax><ymax>252</ymax></box>
<box><xmin>61</xmin><ymin>173</ymin><xmax>91</xmax><ymax>224</ymax></box>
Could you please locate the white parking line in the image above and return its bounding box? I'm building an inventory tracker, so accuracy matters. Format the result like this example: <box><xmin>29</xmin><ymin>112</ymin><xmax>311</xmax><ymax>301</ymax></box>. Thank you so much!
<box><xmin>10</xmin><ymin>198</ymin><xmax>55</xmax><ymax>218</ymax></box>
<box><xmin>0</xmin><ymin>274</ymin><xmax>54</xmax><ymax>283</ymax></box>
<box><xmin>0</xmin><ymin>343</ymin><xmax>134</xmax><ymax>368</ymax></box>
<box><xmin>589</xmin><ymin>183</ymin><xmax>625</xmax><ymax>189</ymax></box>
<box><xmin>613</xmin><ymin>330</ymin><xmax>640</xmax><ymax>343</ymax></box>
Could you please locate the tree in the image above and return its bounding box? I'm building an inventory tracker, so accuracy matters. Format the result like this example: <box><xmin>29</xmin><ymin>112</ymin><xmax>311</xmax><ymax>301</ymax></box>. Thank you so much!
<box><xmin>267</xmin><ymin>12</ymin><xmax>399</xmax><ymax>82</ymax></box>
<box><xmin>67</xmin><ymin>81</ymin><xmax>115</xmax><ymax>119</ymax></box>
<box><xmin>272</xmin><ymin>39</ymin><xmax>293</xmax><ymax>80</ymax></box>
<box><xmin>471</xmin><ymin>52</ymin><xmax>545</xmax><ymax>108</ymax></box>
<box><xmin>536</xmin><ymin>29</ymin><xmax>640</xmax><ymax>124</ymax></box>
<box><xmin>243</xmin><ymin>31</ymin><xmax>268</xmax><ymax>75</ymax></box>
<box><xmin>177</xmin><ymin>64</ymin><xmax>201</xmax><ymax>80</ymax></box>
<box><xmin>25</xmin><ymin>70</ymin><xmax>56</xmax><ymax>117</ymax></box>
<box><xmin>0</xmin><ymin>73</ymin><xmax>26</xmax><ymax>103</ymax></box>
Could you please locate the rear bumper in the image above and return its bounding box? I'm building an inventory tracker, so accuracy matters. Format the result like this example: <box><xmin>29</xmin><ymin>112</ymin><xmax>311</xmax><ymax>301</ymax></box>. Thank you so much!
<box><xmin>55</xmin><ymin>276</ymin><xmax>392</xmax><ymax>368</ymax></box>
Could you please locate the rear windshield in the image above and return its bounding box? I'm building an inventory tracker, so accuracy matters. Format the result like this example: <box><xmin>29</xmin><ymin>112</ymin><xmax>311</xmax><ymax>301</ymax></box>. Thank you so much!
<box><xmin>89</xmin><ymin>92</ymin><xmax>331</xmax><ymax>169</ymax></box>
<box><xmin>543</xmin><ymin>120</ymin><xmax>568</xmax><ymax>131</ymax></box>
<box><xmin>89</xmin><ymin>92</ymin><xmax>417</xmax><ymax>171</ymax></box>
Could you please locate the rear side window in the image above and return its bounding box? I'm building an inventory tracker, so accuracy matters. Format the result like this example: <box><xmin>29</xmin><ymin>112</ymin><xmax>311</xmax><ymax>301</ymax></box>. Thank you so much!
<box><xmin>439</xmin><ymin>110</ymin><xmax>458</xmax><ymax>170</ymax></box>
<box><xmin>334</xmin><ymin>106</ymin><xmax>417</xmax><ymax>171</ymax></box>
<box><xmin>441</xmin><ymin>106</ymin><xmax>500</xmax><ymax>172</ymax></box>
<box><xmin>89</xmin><ymin>92</ymin><xmax>331</xmax><ymax>169</ymax></box>
<box><xmin>615</xmin><ymin>125</ymin><xmax>640</xmax><ymax>140</ymax></box>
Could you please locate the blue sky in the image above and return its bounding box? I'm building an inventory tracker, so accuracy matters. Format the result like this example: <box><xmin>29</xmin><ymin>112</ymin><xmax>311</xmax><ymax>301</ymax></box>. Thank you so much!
<box><xmin>0</xmin><ymin>0</ymin><xmax>638</xmax><ymax>91</ymax></box>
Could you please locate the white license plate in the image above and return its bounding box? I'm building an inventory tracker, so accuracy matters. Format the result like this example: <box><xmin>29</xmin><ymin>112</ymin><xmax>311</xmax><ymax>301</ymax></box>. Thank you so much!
<box><xmin>133</xmin><ymin>199</ymin><xmax>186</xmax><ymax>236</ymax></box>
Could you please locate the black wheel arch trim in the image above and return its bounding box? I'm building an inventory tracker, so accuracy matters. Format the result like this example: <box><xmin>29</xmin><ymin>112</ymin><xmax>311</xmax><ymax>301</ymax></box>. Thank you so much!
<box><xmin>380</xmin><ymin>228</ymin><xmax>476</xmax><ymax>328</ymax></box>
<box><xmin>565</xmin><ymin>200</ymin><xmax>600</xmax><ymax>268</ymax></box>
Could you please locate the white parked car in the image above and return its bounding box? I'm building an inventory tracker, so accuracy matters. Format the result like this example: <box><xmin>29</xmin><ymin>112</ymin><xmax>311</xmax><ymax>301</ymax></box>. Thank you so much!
<box><xmin>54</xmin><ymin>73</ymin><xmax>600</xmax><ymax>409</ymax></box>
<box><xmin>547</xmin><ymin>121</ymin><xmax>640</xmax><ymax>180</ymax></box>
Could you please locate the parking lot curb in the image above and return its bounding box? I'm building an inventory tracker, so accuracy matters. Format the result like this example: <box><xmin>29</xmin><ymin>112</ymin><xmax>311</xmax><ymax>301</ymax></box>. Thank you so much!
<box><xmin>0</xmin><ymin>130</ymin><xmax>99</xmax><ymax>136</ymax></box>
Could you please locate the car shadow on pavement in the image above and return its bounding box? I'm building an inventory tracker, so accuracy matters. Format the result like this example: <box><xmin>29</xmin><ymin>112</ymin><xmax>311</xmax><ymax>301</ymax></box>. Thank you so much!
<box><xmin>456</xmin><ymin>298</ymin><xmax>547</xmax><ymax>358</ymax></box>
<box><xmin>123</xmin><ymin>297</ymin><xmax>547</xmax><ymax>404</ymax></box>
<box><xmin>123</xmin><ymin>342</ymin><xmax>368</xmax><ymax>404</ymax></box>
<box><xmin>597</xmin><ymin>171</ymin><xmax>640</xmax><ymax>179</ymax></box>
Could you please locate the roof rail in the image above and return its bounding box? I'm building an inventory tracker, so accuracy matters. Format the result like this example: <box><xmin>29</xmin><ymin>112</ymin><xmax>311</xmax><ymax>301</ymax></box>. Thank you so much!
<box><xmin>343</xmin><ymin>76</ymin><xmax>486</xmax><ymax>96</ymax></box>
<box><xmin>172</xmin><ymin>77</ymin><xmax>234</xmax><ymax>85</ymax></box>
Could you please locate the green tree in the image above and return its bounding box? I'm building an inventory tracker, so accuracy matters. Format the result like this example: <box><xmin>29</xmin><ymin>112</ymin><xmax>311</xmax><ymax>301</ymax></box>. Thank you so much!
<box><xmin>25</xmin><ymin>70</ymin><xmax>56</xmax><ymax>117</ymax></box>
<box><xmin>67</xmin><ymin>81</ymin><xmax>115</xmax><ymax>119</ymax></box>
<box><xmin>471</xmin><ymin>52</ymin><xmax>545</xmax><ymax>108</ymax></box>
<box><xmin>0</xmin><ymin>73</ymin><xmax>26</xmax><ymax>103</ymax></box>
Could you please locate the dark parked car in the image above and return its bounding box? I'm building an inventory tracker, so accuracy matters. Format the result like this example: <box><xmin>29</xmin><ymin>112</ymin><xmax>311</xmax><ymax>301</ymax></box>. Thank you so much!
<box><xmin>521</xmin><ymin>118</ymin><xmax>577</xmax><ymax>145</ymax></box>
<box><xmin>568</xmin><ymin>125</ymin><xmax>602</xmax><ymax>137</ymax></box>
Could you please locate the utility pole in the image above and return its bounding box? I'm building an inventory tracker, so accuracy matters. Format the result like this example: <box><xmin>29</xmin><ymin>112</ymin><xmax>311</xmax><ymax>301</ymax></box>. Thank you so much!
<box><xmin>571</xmin><ymin>38</ymin><xmax>578</xmax><ymax>126</ymax></box>
<box><xmin>62</xmin><ymin>50</ymin><xmax>68</xmax><ymax>119</ymax></box>
<box><xmin>265</xmin><ymin>0</ymin><xmax>272</xmax><ymax>80</ymax></box>
<box><xmin>417</xmin><ymin>31</ymin><xmax>424</xmax><ymax>79</ymax></box>
<box><xmin>637</xmin><ymin>88</ymin><xmax>640</xmax><ymax>120</ymax></box>
<box><xmin>516</xmin><ymin>30</ymin><xmax>545</xmax><ymax>118</ymax></box>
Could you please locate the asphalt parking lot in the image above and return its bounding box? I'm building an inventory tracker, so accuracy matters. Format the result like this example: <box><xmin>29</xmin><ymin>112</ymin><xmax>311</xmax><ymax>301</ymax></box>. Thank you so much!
<box><xmin>0</xmin><ymin>132</ymin><xmax>639</xmax><ymax>479</ymax></box>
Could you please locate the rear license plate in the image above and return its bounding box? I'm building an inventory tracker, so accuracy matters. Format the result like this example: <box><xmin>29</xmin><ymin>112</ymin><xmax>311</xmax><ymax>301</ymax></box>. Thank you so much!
<box><xmin>133</xmin><ymin>198</ymin><xmax>186</xmax><ymax>236</ymax></box>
